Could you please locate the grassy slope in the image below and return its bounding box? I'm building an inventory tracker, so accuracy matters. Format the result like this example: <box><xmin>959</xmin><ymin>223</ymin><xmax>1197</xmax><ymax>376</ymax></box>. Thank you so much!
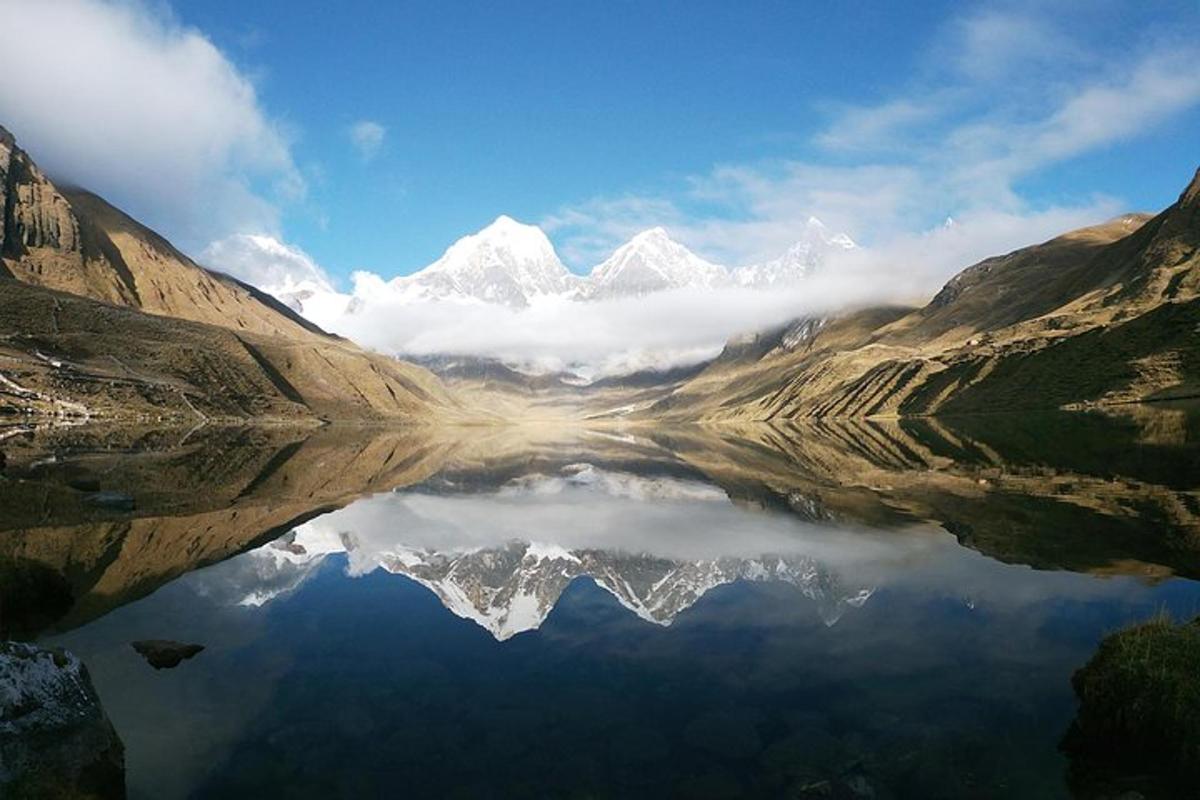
<box><xmin>655</xmin><ymin>169</ymin><xmax>1200</xmax><ymax>421</ymax></box>
<box><xmin>0</xmin><ymin>280</ymin><xmax>456</xmax><ymax>422</ymax></box>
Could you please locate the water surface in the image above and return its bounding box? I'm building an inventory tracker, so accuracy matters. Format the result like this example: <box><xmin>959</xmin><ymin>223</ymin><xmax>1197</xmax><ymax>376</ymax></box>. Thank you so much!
<box><xmin>4</xmin><ymin>407</ymin><xmax>1199</xmax><ymax>798</ymax></box>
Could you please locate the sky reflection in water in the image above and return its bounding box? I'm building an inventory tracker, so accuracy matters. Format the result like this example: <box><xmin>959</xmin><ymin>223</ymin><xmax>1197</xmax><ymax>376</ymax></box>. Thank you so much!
<box><xmin>41</xmin><ymin>435</ymin><xmax>1200</xmax><ymax>800</ymax></box>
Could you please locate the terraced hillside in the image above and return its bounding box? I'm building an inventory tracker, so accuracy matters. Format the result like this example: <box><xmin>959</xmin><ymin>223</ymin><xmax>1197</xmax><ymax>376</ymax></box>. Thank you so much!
<box><xmin>652</xmin><ymin>168</ymin><xmax>1200</xmax><ymax>420</ymax></box>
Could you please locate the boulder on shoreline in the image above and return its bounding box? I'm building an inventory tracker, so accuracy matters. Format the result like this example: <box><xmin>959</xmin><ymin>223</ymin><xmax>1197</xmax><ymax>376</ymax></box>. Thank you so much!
<box><xmin>0</xmin><ymin>641</ymin><xmax>124</xmax><ymax>798</ymax></box>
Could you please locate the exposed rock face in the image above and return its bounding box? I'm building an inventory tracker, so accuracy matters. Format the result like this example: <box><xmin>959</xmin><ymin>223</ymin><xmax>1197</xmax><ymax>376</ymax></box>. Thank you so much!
<box><xmin>0</xmin><ymin>127</ymin><xmax>79</xmax><ymax>254</ymax></box>
<box><xmin>0</xmin><ymin>126</ymin><xmax>129</xmax><ymax>307</ymax></box>
<box><xmin>0</xmin><ymin>641</ymin><xmax>124</xmax><ymax>799</ymax></box>
<box><xmin>0</xmin><ymin>124</ymin><xmax>458</xmax><ymax>423</ymax></box>
<box><xmin>0</xmin><ymin>125</ymin><xmax>313</xmax><ymax>338</ymax></box>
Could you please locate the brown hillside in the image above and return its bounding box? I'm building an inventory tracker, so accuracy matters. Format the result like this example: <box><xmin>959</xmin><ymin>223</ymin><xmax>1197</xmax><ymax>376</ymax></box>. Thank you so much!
<box><xmin>653</xmin><ymin>167</ymin><xmax>1200</xmax><ymax>420</ymax></box>
<box><xmin>0</xmin><ymin>124</ymin><xmax>458</xmax><ymax>422</ymax></box>
<box><xmin>0</xmin><ymin>280</ymin><xmax>457</xmax><ymax>422</ymax></box>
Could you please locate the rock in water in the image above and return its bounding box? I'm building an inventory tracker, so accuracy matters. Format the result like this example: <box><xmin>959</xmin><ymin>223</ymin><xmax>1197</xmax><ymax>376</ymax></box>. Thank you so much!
<box><xmin>131</xmin><ymin>640</ymin><xmax>204</xmax><ymax>670</ymax></box>
<box><xmin>0</xmin><ymin>641</ymin><xmax>125</xmax><ymax>798</ymax></box>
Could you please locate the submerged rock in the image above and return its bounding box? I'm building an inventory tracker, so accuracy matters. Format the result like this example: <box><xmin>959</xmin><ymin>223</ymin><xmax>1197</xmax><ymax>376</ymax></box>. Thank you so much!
<box><xmin>0</xmin><ymin>641</ymin><xmax>124</xmax><ymax>798</ymax></box>
<box><xmin>131</xmin><ymin>640</ymin><xmax>204</xmax><ymax>670</ymax></box>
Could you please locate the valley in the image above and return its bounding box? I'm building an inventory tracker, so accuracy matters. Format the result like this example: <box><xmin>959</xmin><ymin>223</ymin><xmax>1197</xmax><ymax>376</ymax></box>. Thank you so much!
<box><xmin>4</xmin><ymin>3</ymin><xmax>1199</xmax><ymax>796</ymax></box>
<box><xmin>3</xmin><ymin>119</ymin><xmax>1198</xmax><ymax>427</ymax></box>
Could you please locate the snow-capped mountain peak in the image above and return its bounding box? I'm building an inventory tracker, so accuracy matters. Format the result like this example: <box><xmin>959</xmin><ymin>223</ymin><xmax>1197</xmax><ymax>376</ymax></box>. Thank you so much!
<box><xmin>803</xmin><ymin>216</ymin><xmax>856</xmax><ymax>249</ymax></box>
<box><xmin>234</xmin><ymin>213</ymin><xmax>861</xmax><ymax>328</ymax></box>
<box><xmin>583</xmin><ymin>226</ymin><xmax>729</xmax><ymax>299</ymax></box>
<box><xmin>390</xmin><ymin>215</ymin><xmax>577</xmax><ymax>307</ymax></box>
<box><xmin>733</xmin><ymin>217</ymin><xmax>857</xmax><ymax>288</ymax></box>
<box><xmin>200</xmin><ymin>233</ymin><xmax>352</xmax><ymax>320</ymax></box>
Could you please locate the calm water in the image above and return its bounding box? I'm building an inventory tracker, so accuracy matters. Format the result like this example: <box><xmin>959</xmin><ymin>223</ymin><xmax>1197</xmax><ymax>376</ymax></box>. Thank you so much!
<box><xmin>4</xmin><ymin>407</ymin><xmax>1200</xmax><ymax>798</ymax></box>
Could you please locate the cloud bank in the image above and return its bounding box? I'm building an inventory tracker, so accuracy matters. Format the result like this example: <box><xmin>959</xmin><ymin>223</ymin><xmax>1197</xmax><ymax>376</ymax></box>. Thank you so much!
<box><xmin>0</xmin><ymin>0</ymin><xmax>301</xmax><ymax>249</ymax></box>
<box><xmin>207</xmin><ymin>198</ymin><xmax>1115</xmax><ymax>380</ymax></box>
<box><xmin>201</xmin><ymin>234</ymin><xmax>334</xmax><ymax>292</ymax></box>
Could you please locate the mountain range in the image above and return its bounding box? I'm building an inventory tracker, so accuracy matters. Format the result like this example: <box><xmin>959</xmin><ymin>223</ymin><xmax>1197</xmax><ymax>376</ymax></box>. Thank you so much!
<box><xmin>1</xmin><ymin>116</ymin><xmax>1197</xmax><ymax>423</ymax></box>
<box><xmin>267</xmin><ymin>212</ymin><xmax>856</xmax><ymax>312</ymax></box>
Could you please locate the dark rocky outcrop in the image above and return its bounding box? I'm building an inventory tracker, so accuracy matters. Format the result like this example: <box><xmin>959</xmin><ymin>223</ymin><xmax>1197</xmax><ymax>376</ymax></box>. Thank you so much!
<box><xmin>0</xmin><ymin>641</ymin><xmax>124</xmax><ymax>799</ymax></box>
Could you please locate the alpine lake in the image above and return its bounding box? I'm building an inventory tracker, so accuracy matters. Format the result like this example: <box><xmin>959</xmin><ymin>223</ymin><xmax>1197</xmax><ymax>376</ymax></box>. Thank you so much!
<box><xmin>3</xmin><ymin>404</ymin><xmax>1199</xmax><ymax>799</ymax></box>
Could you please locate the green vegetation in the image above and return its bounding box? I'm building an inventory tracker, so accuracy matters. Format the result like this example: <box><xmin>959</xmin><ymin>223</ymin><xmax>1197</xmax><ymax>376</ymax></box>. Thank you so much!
<box><xmin>1063</xmin><ymin>614</ymin><xmax>1200</xmax><ymax>794</ymax></box>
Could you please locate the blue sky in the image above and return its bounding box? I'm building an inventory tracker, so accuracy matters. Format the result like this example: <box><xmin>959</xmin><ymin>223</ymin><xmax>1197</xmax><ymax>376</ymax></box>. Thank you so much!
<box><xmin>2</xmin><ymin>0</ymin><xmax>1198</xmax><ymax>283</ymax></box>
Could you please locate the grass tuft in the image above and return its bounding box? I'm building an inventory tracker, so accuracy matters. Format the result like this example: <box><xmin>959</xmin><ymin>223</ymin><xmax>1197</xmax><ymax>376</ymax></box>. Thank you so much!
<box><xmin>1062</xmin><ymin>612</ymin><xmax>1200</xmax><ymax>792</ymax></box>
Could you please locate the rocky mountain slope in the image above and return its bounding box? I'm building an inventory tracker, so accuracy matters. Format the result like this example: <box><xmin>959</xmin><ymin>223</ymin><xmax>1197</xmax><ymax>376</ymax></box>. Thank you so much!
<box><xmin>0</xmin><ymin>125</ymin><xmax>456</xmax><ymax>422</ymax></box>
<box><xmin>651</xmin><ymin>168</ymin><xmax>1200</xmax><ymax>420</ymax></box>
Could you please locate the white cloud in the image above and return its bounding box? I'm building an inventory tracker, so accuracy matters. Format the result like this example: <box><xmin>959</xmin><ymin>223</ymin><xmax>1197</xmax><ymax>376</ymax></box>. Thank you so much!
<box><xmin>542</xmin><ymin>31</ymin><xmax>1200</xmax><ymax>277</ymax></box>
<box><xmin>330</xmin><ymin>286</ymin><xmax>804</xmax><ymax>377</ymax></box>
<box><xmin>945</xmin><ymin>50</ymin><xmax>1200</xmax><ymax>197</ymax></box>
<box><xmin>812</xmin><ymin>98</ymin><xmax>942</xmax><ymax>153</ymax></box>
<box><xmin>348</xmin><ymin>120</ymin><xmax>386</xmax><ymax>161</ymax></box>
<box><xmin>233</xmin><ymin>199</ymin><xmax>1100</xmax><ymax>380</ymax></box>
<box><xmin>201</xmin><ymin>234</ymin><xmax>334</xmax><ymax>293</ymax></box>
<box><xmin>0</xmin><ymin>0</ymin><xmax>301</xmax><ymax>249</ymax></box>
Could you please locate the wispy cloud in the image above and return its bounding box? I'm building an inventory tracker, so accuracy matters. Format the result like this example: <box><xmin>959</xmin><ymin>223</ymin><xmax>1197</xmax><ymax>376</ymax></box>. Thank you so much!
<box><xmin>541</xmin><ymin>8</ymin><xmax>1200</xmax><ymax>283</ymax></box>
<box><xmin>0</xmin><ymin>0</ymin><xmax>302</xmax><ymax>249</ymax></box>
<box><xmin>349</xmin><ymin>120</ymin><xmax>387</xmax><ymax>162</ymax></box>
<box><xmin>812</xmin><ymin>98</ymin><xmax>942</xmax><ymax>153</ymax></box>
<box><xmin>948</xmin><ymin>9</ymin><xmax>1085</xmax><ymax>82</ymax></box>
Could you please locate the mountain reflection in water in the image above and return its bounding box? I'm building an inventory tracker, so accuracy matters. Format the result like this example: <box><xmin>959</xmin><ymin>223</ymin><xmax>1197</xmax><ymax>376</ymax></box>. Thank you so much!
<box><xmin>2</xmin><ymin>404</ymin><xmax>1199</xmax><ymax>798</ymax></box>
